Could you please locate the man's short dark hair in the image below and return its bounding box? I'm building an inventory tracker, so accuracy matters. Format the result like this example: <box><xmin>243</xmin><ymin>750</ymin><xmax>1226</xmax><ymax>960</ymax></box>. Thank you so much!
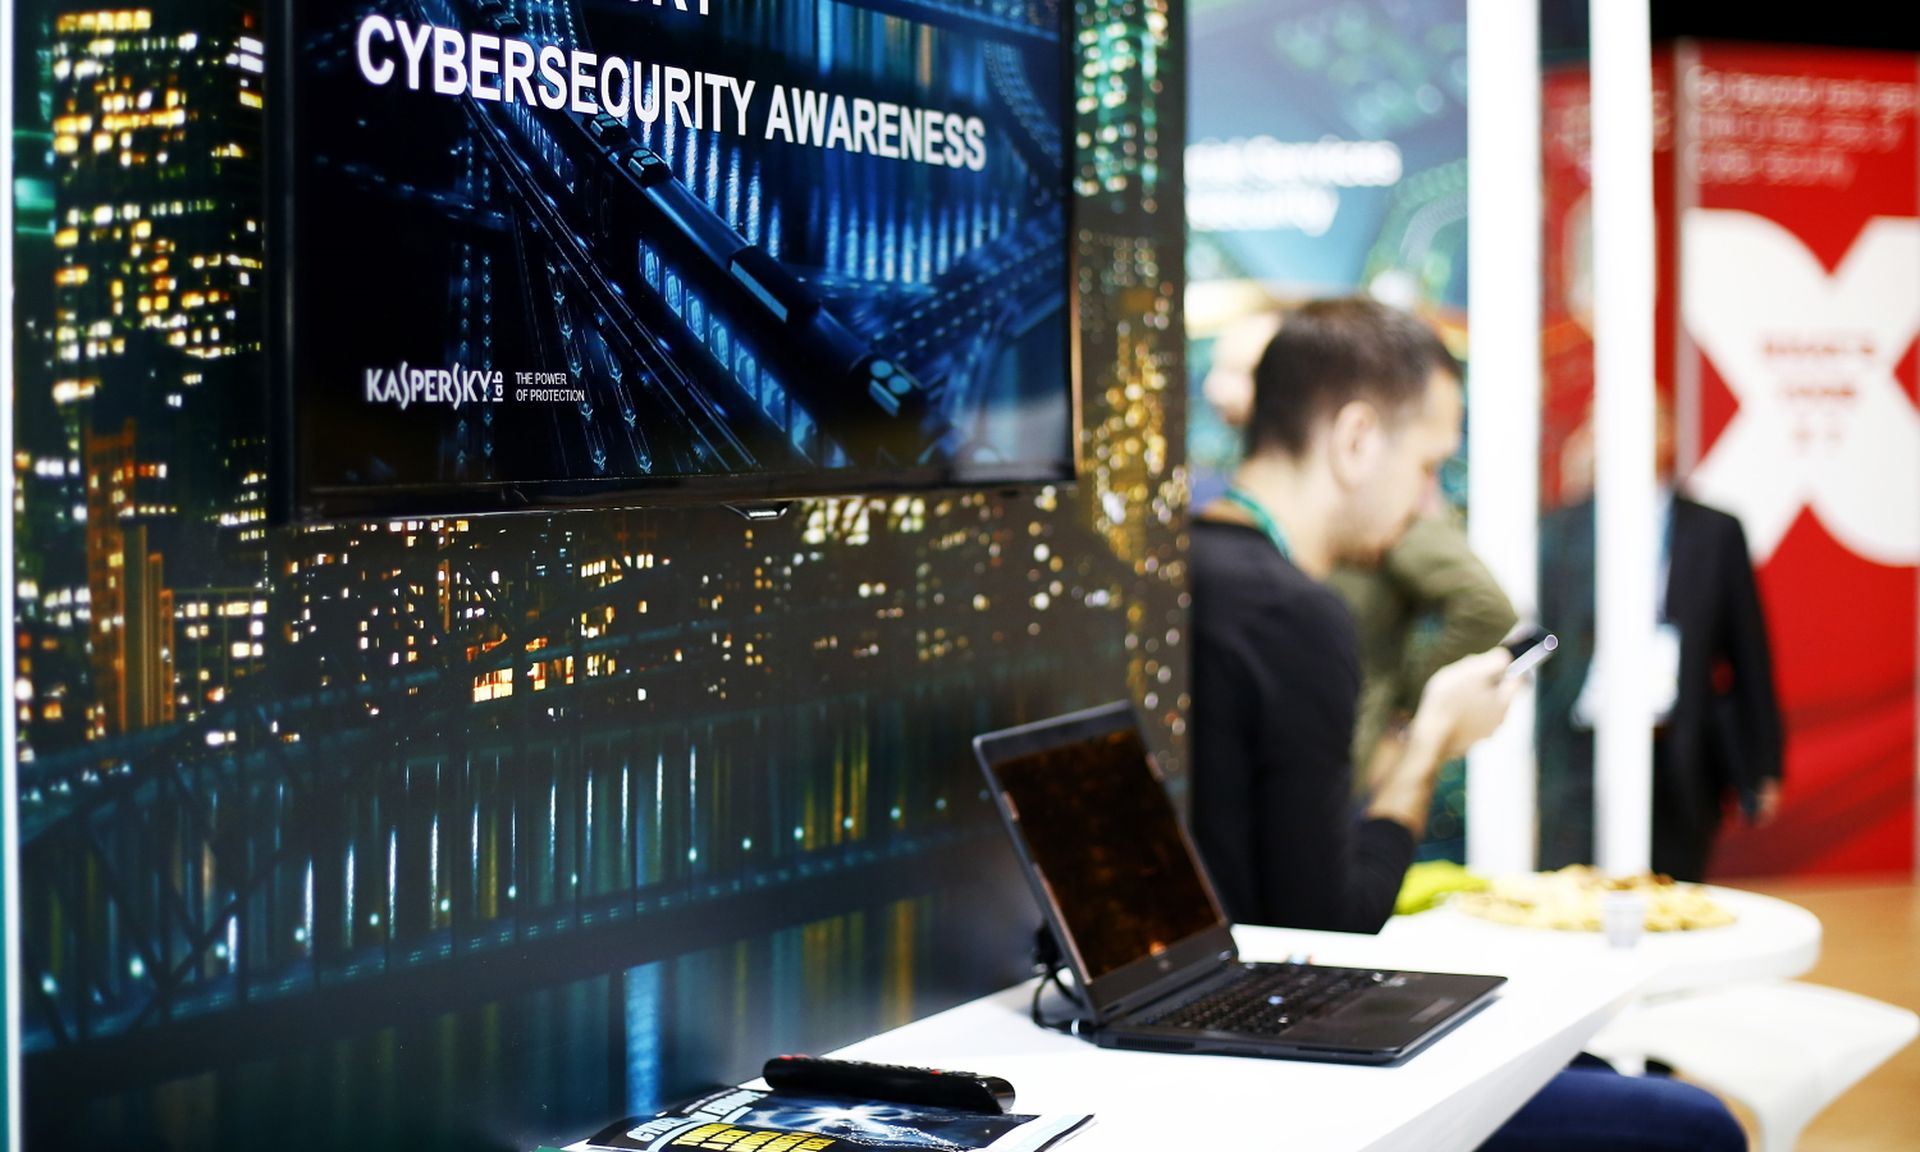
<box><xmin>1246</xmin><ymin>297</ymin><xmax>1460</xmax><ymax>458</ymax></box>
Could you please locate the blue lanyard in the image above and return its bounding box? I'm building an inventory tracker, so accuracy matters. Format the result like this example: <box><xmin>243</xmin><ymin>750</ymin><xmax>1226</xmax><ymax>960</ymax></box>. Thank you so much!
<box><xmin>1222</xmin><ymin>488</ymin><xmax>1292</xmax><ymax>561</ymax></box>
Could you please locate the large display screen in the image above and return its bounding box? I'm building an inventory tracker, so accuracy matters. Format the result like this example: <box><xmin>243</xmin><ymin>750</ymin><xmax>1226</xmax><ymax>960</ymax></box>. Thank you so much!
<box><xmin>274</xmin><ymin>0</ymin><xmax>1074</xmax><ymax>517</ymax></box>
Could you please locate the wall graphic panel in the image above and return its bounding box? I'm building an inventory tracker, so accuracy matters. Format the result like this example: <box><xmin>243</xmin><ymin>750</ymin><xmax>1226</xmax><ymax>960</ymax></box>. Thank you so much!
<box><xmin>6</xmin><ymin>0</ymin><xmax>1187</xmax><ymax>1146</ymax></box>
<box><xmin>1185</xmin><ymin>0</ymin><xmax>1469</xmax><ymax>507</ymax></box>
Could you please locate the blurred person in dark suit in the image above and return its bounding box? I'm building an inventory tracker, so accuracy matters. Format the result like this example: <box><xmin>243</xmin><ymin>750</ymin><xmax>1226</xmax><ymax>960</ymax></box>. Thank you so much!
<box><xmin>1538</xmin><ymin>405</ymin><xmax>1784</xmax><ymax>880</ymax></box>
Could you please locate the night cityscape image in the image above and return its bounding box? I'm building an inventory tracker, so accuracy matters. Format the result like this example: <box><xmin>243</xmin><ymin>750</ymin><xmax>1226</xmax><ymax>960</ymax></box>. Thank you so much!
<box><xmin>7</xmin><ymin>0</ymin><xmax>1185</xmax><ymax>1146</ymax></box>
<box><xmin>285</xmin><ymin>0</ymin><xmax>1075</xmax><ymax>513</ymax></box>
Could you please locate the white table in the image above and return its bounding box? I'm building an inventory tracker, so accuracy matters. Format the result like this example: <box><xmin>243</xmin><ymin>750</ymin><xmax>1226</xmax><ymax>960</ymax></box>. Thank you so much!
<box><xmin>828</xmin><ymin>924</ymin><xmax>1651</xmax><ymax>1152</ymax></box>
<box><xmin>1382</xmin><ymin>885</ymin><xmax>1822</xmax><ymax>997</ymax></box>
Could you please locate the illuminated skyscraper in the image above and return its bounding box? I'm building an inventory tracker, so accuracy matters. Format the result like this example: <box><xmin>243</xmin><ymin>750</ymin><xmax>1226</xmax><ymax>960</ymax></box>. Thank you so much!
<box><xmin>171</xmin><ymin>586</ymin><xmax>266</xmax><ymax>717</ymax></box>
<box><xmin>46</xmin><ymin>6</ymin><xmax>263</xmax><ymax>391</ymax></box>
<box><xmin>83</xmin><ymin>418</ymin><xmax>177</xmax><ymax>734</ymax></box>
<box><xmin>33</xmin><ymin>4</ymin><xmax>269</xmax><ymax>740</ymax></box>
<box><xmin>45</xmin><ymin>2</ymin><xmax>267</xmax><ymax>521</ymax></box>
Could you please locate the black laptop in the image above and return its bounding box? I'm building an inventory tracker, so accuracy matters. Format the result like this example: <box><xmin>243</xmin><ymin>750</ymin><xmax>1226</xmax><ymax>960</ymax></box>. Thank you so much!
<box><xmin>974</xmin><ymin>701</ymin><xmax>1506</xmax><ymax>1065</ymax></box>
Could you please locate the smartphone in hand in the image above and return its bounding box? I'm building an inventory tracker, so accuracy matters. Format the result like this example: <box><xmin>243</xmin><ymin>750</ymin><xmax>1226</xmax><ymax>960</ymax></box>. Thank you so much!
<box><xmin>1503</xmin><ymin>628</ymin><xmax>1558</xmax><ymax>681</ymax></box>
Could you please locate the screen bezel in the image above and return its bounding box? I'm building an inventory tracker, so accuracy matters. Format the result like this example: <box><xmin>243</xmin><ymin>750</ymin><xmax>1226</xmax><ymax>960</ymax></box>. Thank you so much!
<box><xmin>974</xmin><ymin>702</ymin><xmax>1240</xmax><ymax>1022</ymax></box>
<box><xmin>267</xmin><ymin>0</ymin><xmax>1082</xmax><ymax>523</ymax></box>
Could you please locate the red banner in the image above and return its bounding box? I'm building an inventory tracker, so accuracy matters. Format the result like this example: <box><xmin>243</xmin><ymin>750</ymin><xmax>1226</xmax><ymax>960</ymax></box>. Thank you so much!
<box><xmin>1672</xmin><ymin>44</ymin><xmax>1919</xmax><ymax>876</ymax></box>
<box><xmin>1540</xmin><ymin>63</ymin><xmax>1676</xmax><ymax>507</ymax></box>
<box><xmin>1540</xmin><ymin>66</ymin><xmax>1596</xmax><ymax>509</ymax></box>
<box><xmin>1542</xmin><ymin>47</ymin><xmax>1918</xmax><ymax>877</ymax></box>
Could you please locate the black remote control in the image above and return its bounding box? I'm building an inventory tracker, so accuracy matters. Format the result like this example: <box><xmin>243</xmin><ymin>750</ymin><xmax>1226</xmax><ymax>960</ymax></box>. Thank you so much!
<box><xmin>761</xmin><ymin>1056</ymin><xmax>1016</xmax><ymax>1114</ymax></box>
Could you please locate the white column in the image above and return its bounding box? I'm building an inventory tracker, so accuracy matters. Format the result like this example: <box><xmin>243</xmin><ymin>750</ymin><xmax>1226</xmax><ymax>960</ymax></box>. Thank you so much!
<box><xmin>2</xmin><ymin>0</ymin><xmax>24</xmax><ymax>1137</ymax></box>
<box><xmin>1465</xmin><ymin>0</ymin><xmax>1542</xmax><ymax>875</ymax></box>
<box><xmin>1589</xmin><ymin>0</ymin><xmax>1658</xmax><ymax>874</ymax></box>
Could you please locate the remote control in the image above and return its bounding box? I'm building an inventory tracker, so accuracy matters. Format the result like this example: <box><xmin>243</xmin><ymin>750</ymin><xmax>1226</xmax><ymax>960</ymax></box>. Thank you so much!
<box><xmin>761</xmin><ymin>1056</ymin><xmax>1016</xmax><ymax>1114</ymax></box>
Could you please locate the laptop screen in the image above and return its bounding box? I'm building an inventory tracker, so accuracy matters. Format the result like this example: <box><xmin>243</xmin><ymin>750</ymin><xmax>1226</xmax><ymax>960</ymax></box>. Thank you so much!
<box><xmin>987</xmin><ymin>724</ymin><xmax>1225</xmax><ymax>980</ymax></box>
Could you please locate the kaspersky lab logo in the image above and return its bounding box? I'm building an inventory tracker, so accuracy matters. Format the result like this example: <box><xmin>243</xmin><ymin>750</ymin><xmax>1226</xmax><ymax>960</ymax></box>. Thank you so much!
<box><xmin>364</xmin><ymin>362</ymin><xmax>506</xmax><ymax>411</ymax></box>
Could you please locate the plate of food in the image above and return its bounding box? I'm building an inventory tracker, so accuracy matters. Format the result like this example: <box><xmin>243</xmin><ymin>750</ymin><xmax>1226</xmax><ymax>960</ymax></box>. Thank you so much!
<box><xmin>1451</xmin><ymin>865</ymin><xmax>1736</xmax><ymax>932</ymax></box>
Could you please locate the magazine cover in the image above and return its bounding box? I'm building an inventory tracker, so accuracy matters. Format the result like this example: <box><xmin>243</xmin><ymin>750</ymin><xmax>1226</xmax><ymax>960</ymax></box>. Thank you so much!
<box><xmin>567</xmin><ymin>1085</ymin><xmax>1092</xmax><ymax>1152</ymax></box>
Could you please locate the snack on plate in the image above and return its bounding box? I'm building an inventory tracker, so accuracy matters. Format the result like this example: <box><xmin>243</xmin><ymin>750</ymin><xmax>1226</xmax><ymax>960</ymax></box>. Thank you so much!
<box><xmin>1451</xmin><ymin>865</ymin><xmax>1735</xmax><ymax>932</ymax></box>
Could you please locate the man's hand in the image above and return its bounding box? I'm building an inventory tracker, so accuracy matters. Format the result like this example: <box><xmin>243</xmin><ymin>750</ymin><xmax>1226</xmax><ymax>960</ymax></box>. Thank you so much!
<box><xmin>1752</xmin><ymin>778</ymin><xmax>1782</xmax><ymax>828</ymax></box>
<box><xmin>1365</xmin><ymin>649</ymin><xmax>1520</xmax><ymax>837</ymax></box>
<box><xmin>1411</xmin><ymin>647</ymin><xmax>1522</xmax><ymax>761</ymax></box>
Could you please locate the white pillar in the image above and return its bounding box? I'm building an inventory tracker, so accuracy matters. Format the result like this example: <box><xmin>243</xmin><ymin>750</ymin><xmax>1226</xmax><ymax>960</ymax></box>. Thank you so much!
<box><xmin>1589</xmin><ymin>0</ymin><xmax>1658</xmax><ymax>874</ymax></box>
<box><xmin>2</xmin><ymin>0</ymin><xmax>25</xmax><ymax>1136</ymax></box>
<box><xmin>1465</xmin><ymin>0</ymin><xmax>1542</xmax><ymax>876</ymax></box>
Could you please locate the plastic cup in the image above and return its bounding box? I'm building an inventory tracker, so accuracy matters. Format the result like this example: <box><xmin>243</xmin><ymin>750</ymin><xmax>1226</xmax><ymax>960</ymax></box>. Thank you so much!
<box><xmin>1602</xmin><ymin>891</ymin><xmax>1648</xmax><ymax>949</ymax></box>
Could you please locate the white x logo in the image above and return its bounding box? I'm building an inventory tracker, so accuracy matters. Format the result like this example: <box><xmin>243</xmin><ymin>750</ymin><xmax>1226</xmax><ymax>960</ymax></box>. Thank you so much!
<box><xmin>1685</xmin><ymin>210</ymin><xmax>1920</xmax><ymax>566</ymax></box>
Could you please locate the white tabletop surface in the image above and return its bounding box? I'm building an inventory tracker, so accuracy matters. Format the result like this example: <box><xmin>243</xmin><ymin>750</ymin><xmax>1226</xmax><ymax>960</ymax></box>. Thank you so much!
<box><xmin>828</xmin><ymin>923</ymin><xmax>1653</xmax><ymax>1152</ymax></box>
<box><xmin>822</xmin><ymin>886</ymin><xmax>1822</xmax><ymax>1151</ymax></box>
<box><xmin>1383</xmin><ymin>885</ymin><xmax>1823</xmax><ymax>997</ymax></box>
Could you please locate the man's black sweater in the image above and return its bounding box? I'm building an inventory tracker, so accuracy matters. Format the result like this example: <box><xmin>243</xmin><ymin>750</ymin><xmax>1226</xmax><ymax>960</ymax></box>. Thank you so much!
<box><xmin>1189</xmin><ymin>519</ymin><xmax>1415</xmax><ymax>934</ymax></box>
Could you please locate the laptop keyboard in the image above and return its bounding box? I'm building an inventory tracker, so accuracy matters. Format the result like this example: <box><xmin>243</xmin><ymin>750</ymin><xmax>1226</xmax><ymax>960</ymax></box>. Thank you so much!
<box><xmin>1138</xmin><ymin>964</ymin><xmax>1389</xmax><ymax>1036</ymax></box>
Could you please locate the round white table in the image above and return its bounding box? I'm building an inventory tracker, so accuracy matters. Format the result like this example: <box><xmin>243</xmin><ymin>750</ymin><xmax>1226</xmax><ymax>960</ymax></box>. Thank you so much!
<box><xmin>1378</xmin><ymin>884</ymin><xmax>1823</xmax><ymax>997</ymax></box>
